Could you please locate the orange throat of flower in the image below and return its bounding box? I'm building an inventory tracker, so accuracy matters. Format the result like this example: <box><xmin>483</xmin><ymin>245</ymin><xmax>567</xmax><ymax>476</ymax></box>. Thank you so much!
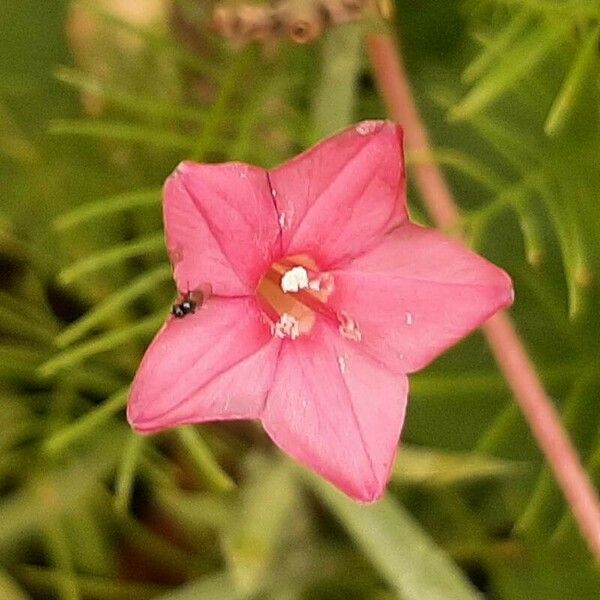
<box><xmin>256</xmin><ymin>255</ymin><xmax>336</xmax><ymax>340</ymax></box>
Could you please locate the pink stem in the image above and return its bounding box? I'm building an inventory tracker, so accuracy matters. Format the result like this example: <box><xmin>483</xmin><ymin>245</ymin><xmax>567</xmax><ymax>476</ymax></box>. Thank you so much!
<box><xmin>366</xmin><ymin>32</ymin><xmax>600</xmax><ymax>561</ymax></box>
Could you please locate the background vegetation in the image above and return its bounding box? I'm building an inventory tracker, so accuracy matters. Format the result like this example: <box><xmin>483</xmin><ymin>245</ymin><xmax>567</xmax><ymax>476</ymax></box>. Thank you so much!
<box><xmin>1</xmin><ymin>0</ymin><xmax>599</xmax><ymax>598</ymax></box>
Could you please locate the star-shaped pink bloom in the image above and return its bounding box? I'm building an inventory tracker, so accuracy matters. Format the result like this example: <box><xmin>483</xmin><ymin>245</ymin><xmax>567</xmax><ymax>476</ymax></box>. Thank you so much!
<box><xmin>128</xmin><ymin>121</ymin><xmax>513</xmax><ymax>502</ymax></box>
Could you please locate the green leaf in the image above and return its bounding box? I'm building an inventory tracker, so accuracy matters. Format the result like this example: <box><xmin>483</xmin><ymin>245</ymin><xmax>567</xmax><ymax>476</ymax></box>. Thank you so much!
<box><xmin>309</xmin><ymin>476</ymin><xmax>484</xmax><ymax>600</ymax></box>
<box><xmin>49</xmin><ymin>119</ymin><xmax>196</xmax><ymax>152</ymax></box>
<box><xmin>55</xmin><ymin>67</ymin><xmax>207</xmax><ymax>125</ymax></box>
<box><xmin>463</xmin><ymin>10</ymin><xmax>532</xmax><ymax>84</ymax></box>
<box><xmin>39</xmin><ymin>313</ymin><xmax>165</xmax><ymax>377</ymax></box>
<box><xmin>176</xmin><ymin>426</ymin><xmax>235</xmax><ymax>494</ymax></box>
<box><xmin>114</xmin><ymin>433</ymin><xmax>145</xmax><ymax>514</ymax></box>
<box><xmin>43</xmin><ymin>388</ymin><xmax>128</xmax><ymax>456</ymax></box>
<box><xmin>222</xmin><ymin>457</ymin><xmax>297</xmax><ymax>598</ymax></box>
<box><xmin>53</xmin><ymin>188</ymin><xmax>161</xmax><ymax>231</ymax></box>
<box><xmin>450</xmin><ymin>20</ymin><xmax>569</xmax><ymax>120</ymax></box>
<box><xmin>58</xmin><ymin>233</ymin><xmax>165</xmax><ymax>284</ymax></box>
<box><xmin>392</xmin><ymin>446</ymin><xmax>528</xmax><ymax>487</ymax></box>
<box><xmin>56</xmin><ymin>264</ymin><xmax>172</xmax><ymax>347</ymax></box>
<box><xmin>544</xmin><ymin>24</ymin><xmax>600</xmax><ymax>136</ymax></box>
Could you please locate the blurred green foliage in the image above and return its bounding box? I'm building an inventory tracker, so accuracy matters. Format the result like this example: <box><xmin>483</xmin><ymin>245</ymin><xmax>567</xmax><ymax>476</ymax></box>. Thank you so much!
<box><xmin>1</xmin><ymin>0</ymin><xmax>599</xmax><ymax>598</ymax></box>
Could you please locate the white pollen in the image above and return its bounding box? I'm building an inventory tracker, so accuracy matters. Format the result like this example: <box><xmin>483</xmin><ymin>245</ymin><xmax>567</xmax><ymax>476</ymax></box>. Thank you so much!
<box><xmin>281</xmin><ymin>266</ymin><xmax>309</xmax><ymax>293</ymax></box>
<box><xmin>355</xmin><ymin>120</ymin><xmax>381</xmax><ymax>136</ymax></box>
<box><xmin>273</xmin><ymin>313</ymin><xmax>300</xmax><ymax>340</ymax></box>
<box><xmin>278</xmin><ymin>212</ymin><xmax>286</xmax><ymax>228</ymax></box>
<box><xmin>337</xmin><ymin>355</ymin><xmax>347</xmax><ymax>374</ymax></box>
<box><xmin>405</xmin><ymin>312</ymin><xmax>414</xmax><ymax>326</ymax></box>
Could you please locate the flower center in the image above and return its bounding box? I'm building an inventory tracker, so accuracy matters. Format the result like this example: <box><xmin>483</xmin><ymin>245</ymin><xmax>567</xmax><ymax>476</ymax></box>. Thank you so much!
<box><xmin>257</xmin><ymin>255</ymin><xmax>336</xmax><ymax>339</ymax></box>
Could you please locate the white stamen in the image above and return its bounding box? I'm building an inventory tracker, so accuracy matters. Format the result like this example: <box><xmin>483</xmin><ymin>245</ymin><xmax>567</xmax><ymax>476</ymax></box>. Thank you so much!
<box><xmin>281</xmin><ymin>266</ymin><xmax>309</xmax><ymax>293</ymax></box>
<box><xmin>337</xmin><ymin>355</ymin><xmax>347</xmax><ymax>374</ymax></box>
<box><xmin>273</xmin><ymin>313</ymin><xmax>300</xmax><ymax>340</ymax></box>
<box><xmin>355</xmin><ymin>120</ymin><xmax>382</xmax><ymax>136</ymax></box>
<box><xmin>405</xmin><ymin>312</ymin><xmax>413</xmax><ymax>326</ymax></box>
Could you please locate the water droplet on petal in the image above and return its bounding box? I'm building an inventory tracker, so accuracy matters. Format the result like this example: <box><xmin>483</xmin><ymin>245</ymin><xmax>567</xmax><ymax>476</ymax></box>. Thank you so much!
<box><xmin>405</xmin><ymin>312</ymin><xmax>413</xmax><ymax>326</ymax></box>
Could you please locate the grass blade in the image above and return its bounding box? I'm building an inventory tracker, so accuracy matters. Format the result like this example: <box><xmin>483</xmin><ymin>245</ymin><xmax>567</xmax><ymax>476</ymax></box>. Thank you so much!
<box><xmin>308</xmin><ymin>475</ymin><xmax>483</xmax><ymax>600</ymax></box>
<box><xmin>58</xmin><ymin>233</ymin><xmax>165</xmax><ymax>284</ymax></box>
<box><xmin>39</xmin><ymin>312</ymin><xmax>165</xmax><ymax>376</ymax></box>
<box><xmin>56</xmin><ymin>264</ymin><xmax>172</xmax><ymax>347</ymax></box>
<box><xmin>544</xmin><ymin>23</ymin><xmax>600</xmax><ymax>136</ymax></box>
<box><xmin>54</xmin><ymin>188</ymin><xmax>161</xmax><ymax>231</ymax></box>
<box><xmin>49</xmin><ymin>119</ymin><xmax>196</xmax><ymax>152</ymax></box>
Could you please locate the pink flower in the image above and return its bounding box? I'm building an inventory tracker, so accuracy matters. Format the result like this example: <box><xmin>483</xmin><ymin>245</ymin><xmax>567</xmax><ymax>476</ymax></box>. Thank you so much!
<box><xmin>128</xmin><ymin>121</ymin><xmax>513</xmax><ymax>502</ymax></box>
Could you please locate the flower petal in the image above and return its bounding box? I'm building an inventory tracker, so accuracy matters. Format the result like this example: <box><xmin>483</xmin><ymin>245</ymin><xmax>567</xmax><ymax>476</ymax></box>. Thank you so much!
<box><xmin>268</xmin><ymin>120</ymin><xmax>407</xmax><ymax>269</ymax></box>
<box><xmin>128</xmin><ymin>297</ymin><xmax>281</xmax><ymax>433</ymax></box>
<box><xmin>261</xmin><ymin>321</ymin><xmax>408</xmax><ymax>502</ymax></box>
<box><xmin>164</xmin><ymin>161</ymin><xmax>281</xmax><ymax>296</ymax></box>
<box><xmin>329</xmin><ymin>223</ymin><xmax>514</xmax><ymax>373</ymax></box>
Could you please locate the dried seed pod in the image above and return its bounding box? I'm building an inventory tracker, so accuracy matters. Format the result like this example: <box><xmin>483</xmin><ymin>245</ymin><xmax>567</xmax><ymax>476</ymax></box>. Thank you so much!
<box><xmin>211</xmin><ymin>4</ymin><xmax>241</xmax><ymax>40</ymax></box>
<box><xmin>237</xmin><ymin>3</ymin><xmax>276</xmax><ymax>41</ymax></box>
<box><xmin>276</xmin><ymin>0</ymin><xmax>324</xmax><ymax>44</ymax></box>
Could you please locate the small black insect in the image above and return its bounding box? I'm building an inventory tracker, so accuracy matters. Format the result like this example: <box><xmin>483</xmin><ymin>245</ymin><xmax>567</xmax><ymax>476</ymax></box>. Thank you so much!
<box><xmin>172</xmin><ymin>293</ymin><xmax>199</xmax><ymax>319</ymax></box>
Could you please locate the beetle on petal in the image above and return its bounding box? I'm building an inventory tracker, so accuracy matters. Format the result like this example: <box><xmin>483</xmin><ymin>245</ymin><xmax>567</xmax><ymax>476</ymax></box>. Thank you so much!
<box><xmin>127</xmin><ymin>121</ymin><xmax>514</xmax><ymax>502</ymax></box>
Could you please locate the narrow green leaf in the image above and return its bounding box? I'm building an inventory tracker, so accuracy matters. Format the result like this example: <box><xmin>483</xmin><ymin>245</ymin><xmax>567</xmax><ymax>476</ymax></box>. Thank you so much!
<box><xmin>544</xmin><ymin>24</ymin><xmax>600</xmax><ymax>136</ymax></box>
<box><xmin>176</xmin><ymin>426</ymin><xmax>235</xmax><ymax>493</ymax></box>
<box><xmin>517</xmin><ymin>373</ymin><xmax>600</xmax><ymax>538</ymax></box>
<box><xmin>392</xmin><ymin>446</ymin><xmax>528</xmax><ymax>487</ymax></box>
<box><xmin>191</xmin><ymin>46</ymin><xmax>256</xmax><ymax>161</ymax></box>
<box><xmin>114</xmin><ymin>433</ymin><xmax>145</xmax><ymax>514</ymax></box>
<box><xmin>43</xmin><ymin>388</ymin><xmax>129</xmax><ymax>456</ymax></box>
<box><xmin>154</xmin><ymin>487</ymin><xmax>230</xmax><ymax>533</ymax></box>
<box><xmin>39</xmin><ymin>510</ymin><xmax>81</xmax><ymax>600</ymax></box>
<box><xmin>406</xmin><ymin>149</ymin><xmax>505</xmax><ymax>194</ymax></box>
<box><xmin>463</xmin><ymin>10</ymin><xmax>532</xmax><ymax>83</ymax></box>
<box><xmin>492</xmin><ymin>0</ymin><xmax>600</xmax><ymax>18</ymax></box>
<box><xmin>49</xmin><ymin>119</ymin><xmax>196</xmax><ymax>151</ymax></box>
<box><xmin>511</xmin><ymin>191</ymin><xmax>545</xmax><ymax>266</ymax></box>
<box><xmin>58</xmin><ymin>233</ymin><xmax>165</xmax><ymax>284</ymax></box>
<box><xmin>39</xmin><ymin>312</ymin><xmax>164</xmax><ymax>376</ymax></box>
<box><xmin>309</xmin><ymin>476</ymin><xmax>483</xmax><ymax>600</ymax></box>
<box><xmin>0</xmin><ymin>303</ymin><xmax>55</xmax><ymax>344</ymax></box>
<box><xmin>56</xmin><ymin>264</ymin><xmax>172</xmax><ymax>347</ymax></box>
<box><xmin>53</xmin><ymin>188</ymin><xmax>161</xmax><ymax>231</ymax></box>
<box><xmin>450</xmin><ymin>20</ymin><xmax>569</xmax><ymax>121</ymax></box>
<box><xmin>55</xmin><ymin>66</ymin><xmax>207</xmax><ymax>124</ymax></box>
<box><xmin>223</xmin><ymin>457</ymin><xmax>297</xmax><ymax>597</ymax></box>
